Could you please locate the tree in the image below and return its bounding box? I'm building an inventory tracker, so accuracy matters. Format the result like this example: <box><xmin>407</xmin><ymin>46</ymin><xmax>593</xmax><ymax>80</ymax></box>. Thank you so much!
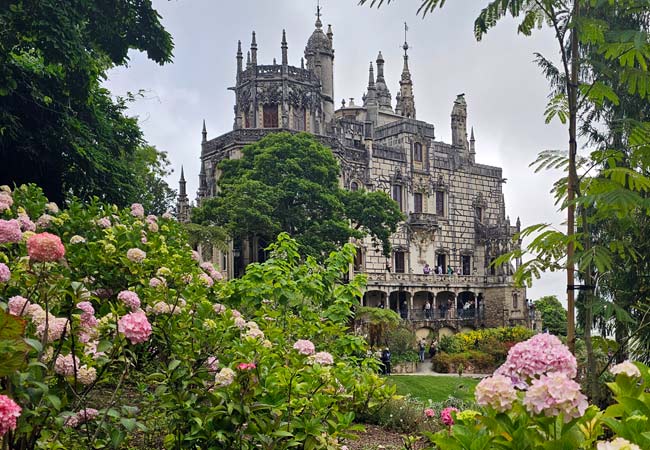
<box><xmin>192</xmin><ymin>132</ymin><xmax>404</xmax><ymax>261</ymax></box>
<box><xmin>534</xmin><ymin>295</ymin><xmax>567</xmax><ymax>336</ymax></box>
<box><xmin>0</xmin><ymin>0</ymin><xmax>173</xmax><ymax>205</ymax></box>
<box><xmin>129</xmin><ymin>145</ymin><xmax>177</xmax><ymax>215</ymax></box>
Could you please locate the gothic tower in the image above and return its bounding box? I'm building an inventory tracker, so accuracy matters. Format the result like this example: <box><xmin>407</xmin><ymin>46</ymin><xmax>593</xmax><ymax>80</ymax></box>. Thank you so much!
<box><xmin>304</xmin><ymin>5</ymin><xmax>335</xmax><ymax>124</ymax></box>
<box><xmin>375</xmin><ymin>51</ymin><xmax>393</xmax><ymax>111</ymax></box>
<box><xmin>177</xmin><ymin>166</ymin><xmax>190</xmax><ymax>222</ymax></box>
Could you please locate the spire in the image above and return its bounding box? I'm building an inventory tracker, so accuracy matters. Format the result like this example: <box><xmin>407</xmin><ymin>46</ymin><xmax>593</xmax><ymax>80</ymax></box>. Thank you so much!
<box><xmin>368</xmin><ymin>61</ymin><xmax>375</xmax><ymax>88</ymax></box>
<box><xmin>315</xmin><ymin>0</ymin><xmax>322</xmax><ymax>29</ymax></box>
<box><xmin>397</xmin><ymin>23</ymin><xmax>416</xmax><ymax>118</ymax></box>
<box><xmin>301</xmin><ymin>57</ymin><xmax>304</xmax><ymax>69</ymax></box>
<box><xmin>250</xmin><ymin>31</ymin><xmax>257</xmax><ymax>66</ymax></box>
<box><xmin>236</xmin><ymin>40</ymin><xmax>243</xmax><ymax>77</ymax></box>
<box><xmin>281</xmin><ymin>29</ymin><xmax>288</xmax><ymax>65</ymax></box>
<box><xmin>375</xmin><ymin>51</ymin><xmax>393</xmax><ymax>111</ymax></box>
<box><xmin>202</xmin><ymin>119</ymin><xmax>207</xmax><ymax>143</ymax></box>
<box><xmin>364</xmin><ymin>61</ymin><xmax>378</xmax><ymax>108</ymax></box>
<box><xmin>246</xmin><ymin>51</ymin><xmax>251</xmax><ymax>68</ymax></box>
<box><xmin>470</xmin><ymin>126</ymin><xmax>476</xmax><ymax>152</ymax></box>
<box><xmin>179</xmin><ymin>166</ymin><xmax>187</xmax><ymax>196</ymax></box>
<box><xmin>177</xmin><ymin>166</ymin><xmax>190</xmax><ymax>222</ymax></box>
<box><xmin>327</xmin><ymin>24</ymin><xmax>333</xmax><ymax>41</ymax></box>
<box><xmin>451</xmin><ymin>94</ymin><xmax>468</xmax><ymax>150</ymax></box>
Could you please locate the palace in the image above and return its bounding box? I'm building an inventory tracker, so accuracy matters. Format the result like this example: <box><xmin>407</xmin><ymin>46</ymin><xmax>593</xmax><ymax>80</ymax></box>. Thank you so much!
<box><xmin>178</xmin><ymin>8</ymin><xmax>538</xmax><ymax>336</ymax></box>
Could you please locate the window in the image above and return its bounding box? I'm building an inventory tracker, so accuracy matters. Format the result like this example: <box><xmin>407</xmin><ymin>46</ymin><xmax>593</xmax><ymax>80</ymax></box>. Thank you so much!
<box><xmin>461</xmin><ymin>255</ymin><xmax>471</xmax><ymax>275</ymax></box>
<box><xmin>394</xmin><ymin>251</ymin><xmax>405</xmax><ymax>273</ymax></box>
<box><xmin>414</xmin><ymin>142</ymin><xmax>423</xmax><ymax>162</ymax></box>
<box><xmin>413</xmin><ymin>192</ymin><xmax>423</xmax><ymax>213</ymax></box>
<box><xmin>354</xmin><ymin>247</ymin><xmax>363</xmax><ymax>271</ymax></box>
<box><xmin>245</xmin><ymin>109</ymin><xmax>252</xmax><ymax>128</ymax></box>
<box><xmin>350</xmin><ymin>181</ymin><xmax>359</xmax><ymax>191</ymax></box>
<box><xmin>512</xmin><ymin>292</ymin><xmax>519</xmax><ymax>309</ymax></box>
<box><xmin>476</xmin><ymin>206</ymin><xmax>483</xmax><ymax>222</ymax></box>
<box><xmin>263</xmin><ymin>104</ymin><xmax>278</xmax><ymax>128</ymax></box>
<box><xmin>392</xmin><ymin>185</ymin><xmax>403</xmax><ymax>211</ymax></box>
<box><xmin>436</xmin><ymin>254</ymin><xmax>446</xmax><ymax>271</ymax></box>
<box><xmin>436</xmin><ymin>191</ymin><xmax>445</xmax><ymax>216</ymax></box>
<box><xmin>293</xmin><ymin>107</ymin><xmax>305</xmax><ymax>131</ymax></box>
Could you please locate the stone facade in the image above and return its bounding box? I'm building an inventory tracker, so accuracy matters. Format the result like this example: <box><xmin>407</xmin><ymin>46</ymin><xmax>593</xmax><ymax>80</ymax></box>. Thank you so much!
<box><xmin>179</xmin><ymin>10</ymin><xmax>540</xmax><ymax>337</ymax></box>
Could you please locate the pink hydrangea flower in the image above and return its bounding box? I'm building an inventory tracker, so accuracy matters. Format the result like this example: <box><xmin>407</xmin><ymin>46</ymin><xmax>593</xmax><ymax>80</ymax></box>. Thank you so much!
<box><xmin>7</xmin><ymin>296</ymin><xmax>30</xmax><ymax>316</ymax></box>
<box><xmin>213</xmin><ymin>303</ymin><xmax>226</xmax><ymax>314</ymax></box>
<box><xmin>234</xmin><ymin>317</ymin><xmax>246</xmax><ymax>329</ymax></box>
<box><xmin>162</xmin><ymin>211</ymin><xmax>173</xmax><ymax>220</ymax></box>
<box><xmin>130</xmin><ymin>203</ymin><xmax>145</xmax><ymax>218</ymax></box>
<box><xmin>495</xmin><ymin>333</ymin><xmax>577</xmax><ymax>388</ymax></box>
<box><xmin>97</xmin><ymin>217</ymin><xmax>111</xmax><ymax>228</ymax></box>
<box><xmin>36</xmin><ymin>317</ymin><xmax>69</xmax><ymax>341</ymax></box>
<box><xmin>118</xmin><ymin>310</ymin><xmax>152</xmax><ymax>344</ymax></box>
<box><xmin>76</xmin><ymin>302</ymin><xmax>94</xmax><ymax>315</ymax></box>
<box><xmin>117</xmin><ymin>290</ymin><xmax>141</xmax><ymax>310</ymax></box>
<box><xmin>522</xmin><ymin>372</ymin><xmax>588</xmax><ymax>422</ymax></box>
<box><xmin>309</xmin><ymin>351</ymin><xmax>334</xmax><ymax>365</ymax></box>
<box><xmin>64</xmin><ymin>408</ymin><xmax>99</xmax><ymax>428</ymax></box>
<box><xmin>54</xmin><ymin>354</ymin><xmax>81</xmax><ymax>377</ymax></box>
<box><xmin>126</xmin><ymin>248</ymin><xmax>146</xmax><ymax>263</ymax></box>
<box><xmin>191</xmin><ymin>250</ymin><xmax>200</xmax><ymax>261</ymax></box>
<box><xmin>237</xmin><ymin>362</ymin><xmax>256</xmax><ymax>371</ymax></box>
<box><xmin>0</xmin><ymin>263</ymin><xmax>10</xmax><ymax>283</ymax></box>
<box><xmin>231</xmin><ymin>309</ymin><xmax>242</xmax><ymax>318</ymax></box>
<box><xmin>198</xmin><ymin>272</ymin><xmax>214</xmax><ymax>287</ymax></box>
<box><xmin>36</xmin><ymin>214</ymin><xmax>53</xmax><ymax>229</ymax></box>
<box><xmin>17</xmin><ymin>212</ymin><xmax>35</xmax><ymax>232</ymax></box>
<box><xmin>293</xmin><ymin>339</ymin><xmax>316</xmax><ymax>356</ymax></box>
<box><xmin>424</xmin><ymin>408</ymin><xmax>435</xmax><ymax>418</ymax></box>
<box><xmin>26</xmin><ymin>232</ymin><xmax>65</xmax><ymax>262</ymax></box>
<box><xmin>0</xmin><ymin>394</ymin><xmax>21</xmax><ymax>437</ymax></box>
<box><xmin>610</xmin><ymin>361</ymin><xmax>641</xmax><ymax>378</ymax></box>
<box><xmin>0</xmin><ymin>192</ymin><xmax>13</xmax><ymax>213</ymax></box>
<box><xmin>205</xmin><ymin>356</ymin><xmax>219</xmax><ymax>373</ymax></box>
<box><xmin>440</xmin><ymin>407</ymin><xmax>458</xmax><ymax>426</ymax></box>
<box><xmin>245</xmin><ymin>326</ymin><xmax>265</xmax><ymax>340</ymax></box>
<box><xmin>149</xmin><ymin>277</ymin><xmax>166</xmax><ymax>288</ymax></box>
<box><xmin>475</xmin><ymin>374</ymin><xmax>519</xmax><ymax>412</ymax></box>
<box><xmin>45</xmin><ymin>202</ymin><xmax>59</xmax><ymax>214</ymax></box>
<box><xmin>0</xmin><ymin>219</ymin><xmax>22</xmax><ymax>244</ymax></box>
<box><xmin>148</xmin><ymin>221</ymin><xmax>158</xmax><ymax>232</ymax></box>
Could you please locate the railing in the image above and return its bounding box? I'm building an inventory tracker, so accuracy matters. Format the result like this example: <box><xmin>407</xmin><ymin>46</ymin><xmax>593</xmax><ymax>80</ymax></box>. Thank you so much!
<box><xmin>390</xmin><ymin>308</ymin><xmax>485</xmax><ymax>321</ymax></box>
<box><xmin>365</xmin><ymin>272</ymin><xmax>512</xmax><ymax>286</ymax></box>
<box><xmin>407</xmin><ymin>212</ymin><xmax>438</xmax><ymax>229</ymax></box>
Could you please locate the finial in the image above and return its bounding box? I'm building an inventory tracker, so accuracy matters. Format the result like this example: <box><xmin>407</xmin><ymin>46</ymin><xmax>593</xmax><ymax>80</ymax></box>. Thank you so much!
<box><xmin>368</xmin><ymin>61</ymin><xmax>375</xmax><ymax>86</ymax></box>
<box><xmin>342</xmin><ymin>98</ymin><xmax>346</xmax><ymax>107</ymax></box>
<box><xmin>202</xmin><ymin>119</ymin><xmax>206</xmax><ymax>133</ymax></box>
<box><xmin>377</xmin><ymin>51</ymin><xmax>384</xmax><ymax>62</ymax></box>
<box><xmin>202</xmin><ymin>120</ymin><xmax>207</xmax><ymax>143</ymax></box>
<box><xmin>315</xmin><ymin>0</ymin><xmax>323</xmax><ymax>29</ymax></box>
<box><xmin>180</xmin><ymin>165</ymin><xmax>186</xmax><ymax>182</ymax></box>
<box><xmin>301</xmin><ymin>57</ymin><xmax>304</xmax><ymax>69</ymax></box>
<box><xmin>403</xmin><ymin>22</ymin><xmax>409</xmax><ymax>54</ymax></box>
<box><xmin>470</xmin><ymin>126</ymin><xmax>475</xmax><ymax>141</ymax></box>
<box><xmin>251</xmin><ymin>31</ymin><xmax>257</xmax><ymax>47</ymax></box>
<box><xmin>237</xmin><ymin>40</ymin><xmax>242</xmax><ymax>54</ymax></box>
<box><xmin>273</xmin><ymin>57</ymin><xmax>277</xmax><ymax>65</ymax></box>
<box><xmin>246</xmin><ymin>51</ymin><xmax>251</xmax><ymax>66</ymax></box>
<box><xmin>282</xmin><ymin>29</ymin><xmax>287</xmax><ymax>45</ymax></box>
<box><xmin>327</xmin><ymin>24</ymin><xmax>333</xmax><ymax>39</ymax></box>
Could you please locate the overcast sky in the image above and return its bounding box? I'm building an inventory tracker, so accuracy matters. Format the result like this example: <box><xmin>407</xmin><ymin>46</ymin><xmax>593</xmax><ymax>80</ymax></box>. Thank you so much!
<box><xmin>105</xmin><ymin>0</ymin><xmax>571</xmax><ymax>302</ymax></box>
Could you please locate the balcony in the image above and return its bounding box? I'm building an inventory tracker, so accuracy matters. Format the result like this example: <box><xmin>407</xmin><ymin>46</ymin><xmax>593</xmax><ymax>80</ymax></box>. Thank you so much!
<box><xmin>365</xmin><ymin>272</ymin><xmax>512</xmax><ymax>288</ymax></box>
<box><xmin>407</xmin><ymin>212</ymin><xmax>438</xmax><ymax>231</ymax></box>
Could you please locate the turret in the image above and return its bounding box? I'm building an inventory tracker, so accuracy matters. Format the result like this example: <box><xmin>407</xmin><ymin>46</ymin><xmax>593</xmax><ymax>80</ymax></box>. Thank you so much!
<box><xmin>451</xmin><ymin>94</ymin><xmax>468</xmax><ymax>152</ymax></box>
<box><xmin>202</xmin><ymin>119</ymin><xmax>207</xmax><ymax>144</ymax></box>
<box><xmin>250</xmin><ymin>31</ymin><xmax>258</xmax><ymax>66</ymax></box>
<box><xmin>396</xmin><ymin>25</ymin><xmax>416</xmax><ymax>119</ymax></box>
<box><xmin>364</xmin><ymin>62</ymin><xmax>379</xmax><ymax>126</ymax></box>
<box><xmin>281</xmin><ymin>29</ymin><xmax>288</xmax><ymax>66</ymax></box>
<box><xmin>469</xmin><ymin>126</ymin><xmax>476</xmax><ymax>163</ymax></box>
<box><xmin>236</xmin><ymin>40</ymin><xmax>243</xmax><ymax>80</ymax></box>
<box><xmin>304</xmin><ymin>4</ymin><xmax>335</xmax><ymax>124</ymax></box>
<box><xmin>375</xmin><ymin>51</ymin><xmax>393</xmax><ymax>111</ymax></box>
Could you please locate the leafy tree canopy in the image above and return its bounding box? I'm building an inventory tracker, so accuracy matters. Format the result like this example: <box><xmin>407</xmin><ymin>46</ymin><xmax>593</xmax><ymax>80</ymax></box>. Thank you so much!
<box><xmin>535</xmin><ymin>295</ymin><xmax>568</xmax><ymax>336</ymax></box>
<box><xmin>0</xmin><ymin>0</ymin><xmax>174</xmax><ymax>205</ymax></box>
<box><xmin>130</xmin><ymin>145</ymin><xmax>177</xmax><ymax>215</ymax></box>
<box><xmin>192</xmin><ymin>132</ymin><xmax>404</xmax><ymax>259</ymax></box>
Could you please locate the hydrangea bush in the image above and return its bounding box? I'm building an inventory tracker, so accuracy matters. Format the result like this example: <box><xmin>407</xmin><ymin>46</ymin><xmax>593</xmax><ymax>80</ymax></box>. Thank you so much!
<box><xmin>0</xmin><ymin>185</ymin><xmax>392</xmax><ymax>449</ymax></box>
<box><xmin>424</xmin><ymin>332</ymin><xmax>650</xmax><ymax>450</ymax></box>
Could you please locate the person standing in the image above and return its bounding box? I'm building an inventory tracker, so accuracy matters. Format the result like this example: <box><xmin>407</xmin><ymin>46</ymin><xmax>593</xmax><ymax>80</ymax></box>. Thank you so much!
<box><xmin>424</xmin><ymin>300</ymin><xmax>432</xmax><ymax>319</ymax></box>
<box><xmin>381</xmin><ymin>347</ymin><xmax>392</xmax><ymax>375</ymax></box>
<box><xmin>423</xmin><ymin>263</ymin><xmax>431</xmax><ymax>275</ymax></box>
<box><xmin>429</xmin><ymin>340</ymin><xmax>437</xmax><ymax>359</ymax></box>
<box><xmin>418</xmin><ymin>339</ymin><xmax>426</xmax><ymax>362</ymax></box>
<box><xmin>447</xmin><ymin>264</ymin><xmax>454</xmax><ymax>275</ymax></box>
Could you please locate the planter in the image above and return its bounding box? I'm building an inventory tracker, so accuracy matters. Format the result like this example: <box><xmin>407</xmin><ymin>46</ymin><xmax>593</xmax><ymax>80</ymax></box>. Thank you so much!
<box><xmin>392</xmin><ymin>361</ymin><xmax>417</xmax><ymax>373</ymax></box>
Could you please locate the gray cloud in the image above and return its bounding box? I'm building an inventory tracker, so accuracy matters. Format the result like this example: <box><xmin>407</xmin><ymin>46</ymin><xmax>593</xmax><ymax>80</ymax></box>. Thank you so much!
<box><xmin>105</xmin><ymin>0</ymin><xmax>571</xmax><ymax>303</ymax></box>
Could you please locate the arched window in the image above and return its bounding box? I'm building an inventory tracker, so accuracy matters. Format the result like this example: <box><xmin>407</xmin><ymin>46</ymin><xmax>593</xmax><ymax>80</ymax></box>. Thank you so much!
<box><xmin>414</xmin><ymin>142</ymin><xmax>423</xmax><ymax>162</ymax></box>
<box><xmin>350</xmin><ymin>181</ymin><xmax>359</xmax><ymax>191</ymax></box>
<box><xmin>263</xmin><ymin>104</ymin><xmax>278</xmax><ymax>128</ymax></box>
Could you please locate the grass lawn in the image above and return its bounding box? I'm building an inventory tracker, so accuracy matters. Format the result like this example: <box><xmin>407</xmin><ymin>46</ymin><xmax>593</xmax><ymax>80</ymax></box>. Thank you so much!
<box><xmin>386</xmin><ymin>375</ymin><xmax>480</xmax><ymax>403</ymax></box>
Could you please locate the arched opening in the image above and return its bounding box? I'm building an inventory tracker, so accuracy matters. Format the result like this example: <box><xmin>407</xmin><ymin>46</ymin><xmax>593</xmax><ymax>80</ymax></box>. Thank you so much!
<box><xmin>363</xmin><ymin>290</ymin><xmax>387</xmax><ymax>308</ymax></box>
<box><xmin>413</xmin><ymin>291</ymin><xmax>434</xmax><ymax>320</ymax></box>
<box><xmin>389</xmin><ymin>291</ymin><xmax>411</xmax><ymax>319</ymax></box>
<box><xmin>415</xmin><ymin>327</ymin><xmax>434</xmax><ymax>341</ymax></box>
<box><xmin>436</xmin><ymin>291</ymin><xmax>455</xmax><ymax>319</ymax></box>
<box><xmin>438</xmin><ymin>326</ymin><xmax>456</xmax><ymax>340</ymax></box>
<box><xmin>457</xmin><ymin>291</ymin><xmax>476</xmax><ymax>319</ymax></box>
